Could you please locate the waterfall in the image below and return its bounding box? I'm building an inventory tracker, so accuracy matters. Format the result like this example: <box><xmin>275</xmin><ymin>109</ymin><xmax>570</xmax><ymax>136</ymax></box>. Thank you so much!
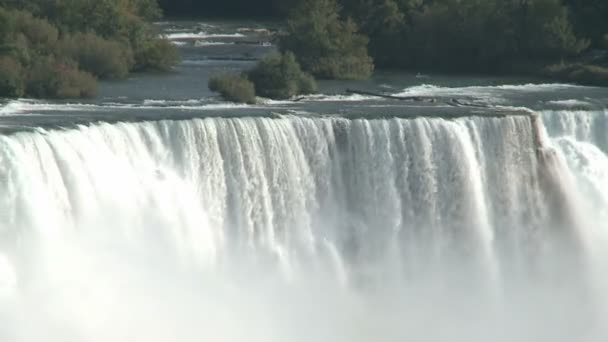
<box><xmin>0</xmin><ymin>114</ymin><xmax>605</xmax><ymax>341</ymax></box>
<box><xmin>542</xmin><ymin>109</ymin><xmax>608</xmax><ymax>152</ymax></box>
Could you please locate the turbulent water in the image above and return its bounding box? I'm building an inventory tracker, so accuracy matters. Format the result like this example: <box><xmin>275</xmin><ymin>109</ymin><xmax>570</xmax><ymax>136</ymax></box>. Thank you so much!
<box><xmin>0</xmin><ymin>111</ymin><xmax>606</xmax><ymax>341</ymax></box>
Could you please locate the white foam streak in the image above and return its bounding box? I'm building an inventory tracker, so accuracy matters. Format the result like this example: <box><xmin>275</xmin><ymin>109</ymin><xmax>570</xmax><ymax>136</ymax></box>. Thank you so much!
<box><xmin>163</xmin><ymin>32</ymin><xmax>245</xmax><ymax>40</ymax></box>
<box><xmin>393</xmin><ymin>83</ymin><xmax>590</xmax><ymax>104</ymax></box>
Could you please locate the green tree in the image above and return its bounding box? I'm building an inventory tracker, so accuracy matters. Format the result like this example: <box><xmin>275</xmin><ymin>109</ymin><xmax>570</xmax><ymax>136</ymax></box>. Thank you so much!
<box><xmin>25</xmin><ymin>56</ymin><xmax>97</xmax><ymax>98</ymax></box>
<box><xmin>60</xmin><ymin>32</ymin><xmax>134</xmax><ymax>79</ymax></box>
<box><xmin>0</xmin><ymin>56</ymin><xmax>24</xmax><ymax>97</ymax></box>
<box><xmin>515</xmin><ymin>0</ymin><xmax>588</xmax><ymax>59</ymax></box>
<box><xmin>280</xmin><ymin>0</ymin><xmax>374</xmax><ymax>79</ymax></box>
<box><xmin>564</xmin><ymin>0</ymin><xmax>608</xmax><ymax>48</ymax></box>
<box><xmin>248</xmin><ymin>52</ymin><xmax>317</xmax><ymax>99</ymax></box>
<box><xmin>0</xmin><ymin>0</ymin><xmax>177</xmax><ymax>99</ymax></box>
<box><xmin>208</xmin><ymin>73</ymin><xmax>256</xmax><ymax>104</ymax></box>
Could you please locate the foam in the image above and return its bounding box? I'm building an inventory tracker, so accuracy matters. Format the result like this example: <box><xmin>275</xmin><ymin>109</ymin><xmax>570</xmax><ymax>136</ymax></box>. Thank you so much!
<box><xmin>297</xmin><ymin>94</ymin><xmax>376</xmax><ymax>102</ymax></box>
<box><xmin>394</xmin><ymin>83</ymin><xmax>586</xmax><ymax>98</ymax></box>
<box><xmin>163</xmin><ymin>32</ymin><xmax>245</xmax><ymax>40</ymax></box>
<box><xmin>546</xmin><ymin>99</ymin><xmax>592</xmax><ymax>107</ymax></box>
<box><xmin>193</xmin><ymin>41</ymin><xmax>235</xmax><ymax>47</ymax></box>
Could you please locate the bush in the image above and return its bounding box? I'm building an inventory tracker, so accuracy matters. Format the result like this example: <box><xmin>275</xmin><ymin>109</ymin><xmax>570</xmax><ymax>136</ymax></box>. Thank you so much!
<box><xmin>26</xmin><ymin>57</ymin><xmax>97</xmax><ymax>99</ymax></box>
<box><xmin>0</xmin><ymin>1</ymin><xmax>180</xmax><ymax>99</ymax></box>
<box><xmin>54</xmin><ymin>66</ymin><xmax>98</xmax><ymax>98</ymax></box>
<box><xmin>544</xmin><ymin>63</ymin><xmax>608</xmax><ymax>87</ymax></box>
<box><xmin>0</xmin><ymin>56</ymin><xmax>25</xmax><ymax>97</ymax></box>
<box><xmin>134</xmin><ymin>38</ymin><xmax>180</xmax><ymax>72</ymax></box>
<box><xmin>280</xmin><ymin>0</ymin><xmax>374</xmax><ymax>80</ymax></box>
<box><xmin>60</xmin><ymin>32</ymin><xmax>134</xmax><ymax>79</ymax></box>
<box><xmin>209</xmin><ymin>73</ymin><xmax>256</xmax><ymax>104</ymax></box>
<box><xmin>298</xmin><ymin>72</ymin><xmax>317</xmax><ymax>94</ymax></box>
<box><xmin>12</xmin><ymin>10</ymin><xmax>59</xmax><ymax>53</ymax></box>
<box><xmin>248</xmin><ymin>52</ymin><xmax>317</xmax><ymax>99</ymax></box>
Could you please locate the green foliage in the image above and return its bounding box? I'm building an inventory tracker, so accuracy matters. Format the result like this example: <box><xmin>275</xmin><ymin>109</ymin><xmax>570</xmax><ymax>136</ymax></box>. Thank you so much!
<box><xmin>12</xmin><ymin>10</ymin><xmax>59</xmax><ymax>53</ymax></box>
<box><xmin>209</xmin><ymin>73</ymin><xmax>257</xmax><ymax>104</ymax></box>
<box><xmin>208</xmin><ymin>53</ymin><xmax>317</xmax><ymax>103</ymax></box>
<box><xmin>564</xmin><ymin>0</ymin><xmax>608</xmax><ymax>48</ymax></box>
<box><xmin>25</xmin><ymin>57</ymin><xmax>97</xmax><ymax>98</ymax></box>
<box><xmin>248</xmin><ymin>52</ymin><xmax>317</xmax><ymax>99</ymax></box>
<box><xmin>280</xmin><ymin>0</ymin><xmax>374</xmax><ymax>80</ymax></box>
<box><xmin>60</xmin><ymin>32</ymin><xmax>134</xmax><ymax>79</ymax></box>
<box><xmin>0</xmin><ymin>56</ymin><xmax>24</xmax><ymax>97</ymax></box>
<box><xmin>133</xmin><ymin>38</ymin><xmax>180</xmax><ymax>71</ymax></box>
<box><xmin>341</xmin><ymin>0</ymin><xmax>411</xmax><ymax>67</ymax></box>
<box><xmin>0</xmin><ymin>0</ymin><xmax>177</xmax><ymax>99</ymax></box>
<box><xmin>357</xmin><ymin>0</ymin><xmax>589</xmax><ymax>71</ymax></box>
<box><xmin>517</xmin><ymin>0</ymin><xmax>588</xmax><ymax>59</ymax></box>
<box><xmin>544</xmin><ymin>63</ymin><xmax>608</xmax><ymax>87</ymax></box>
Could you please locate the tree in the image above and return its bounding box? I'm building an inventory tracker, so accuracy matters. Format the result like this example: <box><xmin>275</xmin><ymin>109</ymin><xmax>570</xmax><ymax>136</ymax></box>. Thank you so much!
<box><xmin>564</xmin><ymin>0</ymin><xmax>608</xmax><ymax>48</ymax></box>
<box><xmin>515</xmin><ymin>0</ymin><xmax>588</xmax><ymax>59</ymax></box>
<box><xmin>280</xmin><ymin>0</ymin><xmax>374</xmax><ymax>79</ymax></box>
<box><xmin>0</xmin><ymin>56</ymin><xmax>24</xmax><ymax>97</ymax></box>
<box><xmin>209</xmin><ymin>73</ymin><xmax>256</xmax><ymax>104</ymax></box>
<box><xmin>248</xmin><ymin>52</ymin><xmax>316</xmax><ymax>99</ymax></box>
<box><xmin>60</xmin><ymin>32</ymin><xmax>134</xmax><ymax>79</ymax></box>
<box><xmin>341</xmin><ymin>0</ymin><xmax>421</xmax><ymax>67</ymax></box>
<box><xmin>0</xmin><ymin>0</ymin><xmax>178</xmax><ymax>99</ymax></box>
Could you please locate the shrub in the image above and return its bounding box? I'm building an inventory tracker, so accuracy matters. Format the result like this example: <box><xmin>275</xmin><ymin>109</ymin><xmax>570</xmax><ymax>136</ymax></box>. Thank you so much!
<box><xmin>0</xmin><ymin>1</ymin><xmax>179</xmax><ymax>99</ymax></box>
<box><xmin>54</xmin><ymin>66</ymin><xmax>98</xmax><ymax>98</ymax></box>
<box><xmin>133</xmin><ymin>38</ymin><xmax>179</xmax><ymax>72</ymax></box>
<box><xmin>12</xmin><ymin>10</ymin><xmax>59</xmax><ymax>53</ymax></box>
<box><xmin>248</xmin><ymin>52</ymin><xmax>317</xmax><ymax>99</ymax></box>
<box><xmin>25</xmin><ymin>57</ymin><xmax>97</xmax><ymax>99</ymax></box>
<box><xmin>60</xmin><ymin>32</ymin><xmax>134</xmax><ymax>79</ymax></box>
<box><xmin>544</xmin><ymin>63</ymin><xmax>608</xmax><ymax>87</ymax></box>
<box><xmin>298</xmin><ymin>72</ymin><xmax>317</xmax><ymax>94</ymax></box>
<box><xmin>0</xmin><ymin>56</ymin><xmax>25</xmax><ymax>97</ymax></box>
<box><xmin>280</xmin><ymin>0</ymin><xmax>374</xmax><ymax>79</ymax></box>
<box><xmin>208</xmin><ymin>73</ymin><xmax>256</xmax><ymax>104</ymax></box>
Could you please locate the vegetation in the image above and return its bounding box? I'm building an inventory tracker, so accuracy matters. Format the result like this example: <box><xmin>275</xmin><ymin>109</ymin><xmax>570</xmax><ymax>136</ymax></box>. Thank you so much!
<box><xmin>209</xmin><ymin>73</ymin><xmax>256</xmax><ymax>104</ymax></box>
<box><xmin>564</xmin><ymin>0</ymin><xmax>608</xmax><ymax>48</ymax></box>
<box><xmin>60</xmin><ymin>32</ymin><xmax>133</xmax><ymax>79</ymax></box>
<box><xmin>0</xmin><ymin>56</ymin><xmax>24</xmax><ymax>97</ymax></box>
<box><xmin>0</xmin><ymin>0</ymin><xmax>178</xmax><ymax>99</ymax></box>
<box><xmin>338</xmin><ymin>0</ymin><xmax>589</xmax><ymax>72</ymax></box>
<box><xmin>544</xmin><ymin>63</ymin><xmax>608</xmax><ymax>87</ymax></box>
<box><xmin>26</xmin><ymin>56</ymin><xmax>98</xmax><ymax>98</ymax></box>
<box><xmin>280</xmin><ymin>0</ymin><xmax>373</xmax><ymax>80</ymax></box>
<box><xmin>248</xmin><ymin>52</ymin><xmax>317</xmax><ymax>99</ymax></box>
<box><xmin>161</xmin><ymin>0</ymin><xmax>608</xmax><ymax>86</ymax></box>
<box><xmin>209</xmin><ymin>52</ymin><xmax>317</xmax><ymax>103</ymax></box>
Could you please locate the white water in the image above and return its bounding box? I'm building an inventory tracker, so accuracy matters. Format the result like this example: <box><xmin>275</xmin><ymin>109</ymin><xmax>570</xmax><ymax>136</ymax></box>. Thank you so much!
<box><xmin>394</xmin><ymin>83</ymin><xmax>587</xmax><ymax>101</ymax></box>
<box><xmin>0</xmin><ymin>114</ymin><xmax>606</xmax><ymax>341</ymax></box>
<box><xmin>163</xmin><ymin>32</ymin><xmax>245</xmax><ymax>40</ymax></box>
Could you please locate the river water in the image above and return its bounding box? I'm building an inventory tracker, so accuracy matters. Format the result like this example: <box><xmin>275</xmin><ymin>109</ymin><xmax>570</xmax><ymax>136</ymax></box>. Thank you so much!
<box><xmin>0</xmin><ymin>21</ymin><xmax>608</xmax><ymax>342</ymax></box>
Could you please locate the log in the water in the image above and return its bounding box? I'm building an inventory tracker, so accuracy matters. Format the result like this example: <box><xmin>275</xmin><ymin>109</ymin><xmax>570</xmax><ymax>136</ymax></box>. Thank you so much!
<box><xmin>346</xmin><ymin>88</ymin><xmax>498</xmax><ymax>109</ymax></box>
<box><xmin>345</xmin><ymin>89</ymin><xmax>437</xmax><ymax>102</ymax></box>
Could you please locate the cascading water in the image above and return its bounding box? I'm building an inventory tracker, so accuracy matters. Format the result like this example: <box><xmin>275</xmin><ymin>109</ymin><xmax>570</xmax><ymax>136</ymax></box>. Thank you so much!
<box><xmin>0</xmin><ymin>114</ymin><xmax>605</xmax><ymax>341</ymax></box>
